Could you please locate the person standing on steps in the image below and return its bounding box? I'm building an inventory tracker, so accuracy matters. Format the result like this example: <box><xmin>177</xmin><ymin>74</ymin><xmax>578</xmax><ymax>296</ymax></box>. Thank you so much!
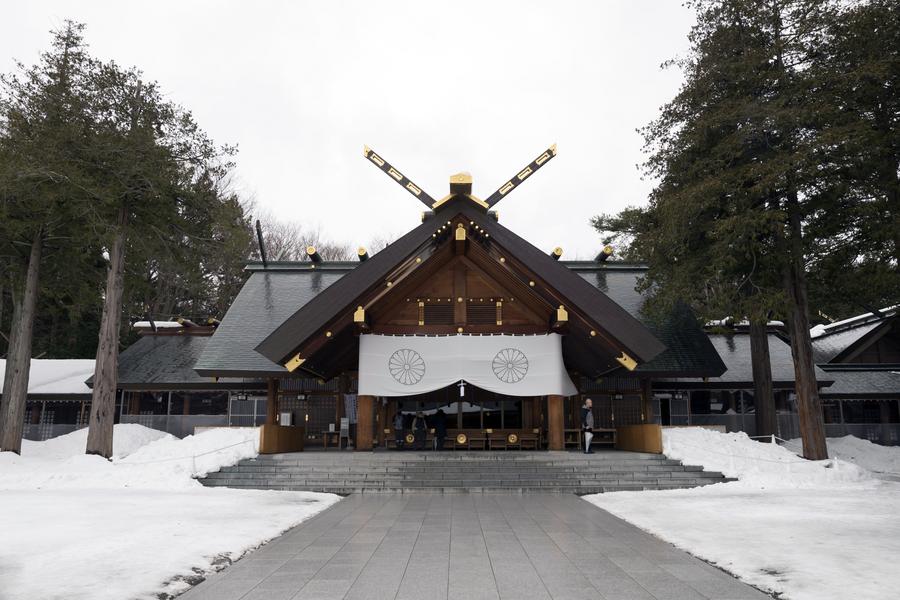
<box><xmin>393</xmin><ymin>411</ymin><xmax>405</xmax><ymax>450</ymax></box>
<box><xmin>433</xmin><ymin>409</ymin><xmax>447</xmax><ymax>450</ymax></box>
<box><xmin>412</xmin><ymin>411</ymin><xmax>427</xmax><ymax>450</ymax></box>
<box><xmin>582</xmin><ymin>398</ymin><xmax>594</xmax><ymax>454</ymax></box>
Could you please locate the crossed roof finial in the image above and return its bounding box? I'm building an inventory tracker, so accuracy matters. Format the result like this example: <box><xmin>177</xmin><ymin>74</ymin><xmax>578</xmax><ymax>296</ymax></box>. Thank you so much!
<box><xmin>363</xmin><ymin>144</ymin><xmax>558</xmax><ymax>212</ymax></box>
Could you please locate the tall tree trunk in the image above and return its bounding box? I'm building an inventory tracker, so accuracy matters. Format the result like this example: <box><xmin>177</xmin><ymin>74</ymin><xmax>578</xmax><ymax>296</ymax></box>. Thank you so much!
<box><xmin>783</xmin><ymin>194</ymin><xmax>828</xmax><ymax>460</ymax></box>
<box><xmin>0</xmin><ymin>229</ymin><xmax>43</xmax><ymax>453</ymax></box>
<box><xmin>86</xmin><ymin>206</ymin><xmax>128</xmax><ymax>458</ymax></box>
<box><xmin>749</xmin><ymin>318</ymin><xmax>776</xmax><ymax>440</ymax></box>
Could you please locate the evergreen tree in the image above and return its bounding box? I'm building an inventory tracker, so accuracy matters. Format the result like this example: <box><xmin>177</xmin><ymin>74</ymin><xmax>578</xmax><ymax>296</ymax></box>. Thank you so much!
<box><xmin>0</xmin><ymin>22</ymin><xmax>99</xmax><ymax>453</ymax></box>
<box><xmin>594</xmin><ymin>0</ymin><xmax>846</xmax><ymax>458</ymax></box>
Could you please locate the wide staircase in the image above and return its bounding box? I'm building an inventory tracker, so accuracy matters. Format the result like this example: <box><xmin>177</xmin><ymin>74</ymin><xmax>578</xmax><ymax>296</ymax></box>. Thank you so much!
<box><xmin>199</xmin><ymin>451</ymin><xmax>734</xmax><ymax>494</ymax></box>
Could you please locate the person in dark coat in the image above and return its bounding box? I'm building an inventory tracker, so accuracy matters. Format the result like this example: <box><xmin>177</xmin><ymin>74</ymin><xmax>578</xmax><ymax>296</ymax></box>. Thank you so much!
<box><xmin>581</xmin><ymin>398</ymin><xmax>594</xmax><ymax>454</ymax></box>
<box><xmin>433</xmin><ymin>409</ymin><xmax>447</xmax><ymax>450</ymax></box>
<box><xmin>393</xmin><ymin>411</ymin><xmax>405</xmax><ymax>450</ymax></box>
<box><xmin>412</xmin><ymin>411</ymin><xmax>427</xmax><ymax>450</ymax></box>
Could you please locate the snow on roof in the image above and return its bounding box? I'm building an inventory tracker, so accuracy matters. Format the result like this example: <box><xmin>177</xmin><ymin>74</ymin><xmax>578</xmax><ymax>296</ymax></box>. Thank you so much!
<box><xmin>810</xmin><ymin>305</ymin><xmax>898</xmax><ymax>339</ymax></box>
<box><xmin>133</xmin><ymin>321</ymin><xmax>183</xmax><ymax>329</ymax></box>
<box><xmin>0</xmin><ymin>359</ymin><xmax>94</xmax><ymax>396</ymax></box>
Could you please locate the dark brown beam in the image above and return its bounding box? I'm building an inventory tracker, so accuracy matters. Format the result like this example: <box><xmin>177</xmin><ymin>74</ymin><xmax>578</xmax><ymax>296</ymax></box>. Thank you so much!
<box><xmin>364</xmin><ymin>145</ymin><xmax>437</xmax><ymax>208</ymax></box>
<box><xmin>485</xmin><ymin>144</ymin><xmax>557</xmax><ymax>208</ymax></box>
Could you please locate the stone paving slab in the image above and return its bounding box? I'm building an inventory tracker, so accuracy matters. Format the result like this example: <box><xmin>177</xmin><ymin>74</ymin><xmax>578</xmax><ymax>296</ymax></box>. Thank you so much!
<box><xmin>180</xmin><ymin>494</ymin><xmax>772</xmax><ymax>600</ymax></box>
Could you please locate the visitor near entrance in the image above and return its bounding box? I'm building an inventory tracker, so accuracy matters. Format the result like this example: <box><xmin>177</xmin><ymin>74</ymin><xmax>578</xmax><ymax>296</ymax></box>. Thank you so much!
<box><xmin>392</xmin><ymin>411</ymin><xmax>405</xmax><ymax>449</ymax></box>
<box><xmin>582</xmin><ymin>398</ymin><xmax>594</xmax><ymax>454</ymax></box>
<box><xmin>412</xmin><ymin>411</ymin><xmax>427</xmax><ymax>450</ymax></box>
<box><xmin>433</xmin><ymin>409</ymin><xmax>447</xmax><ymax>450</ymax></box>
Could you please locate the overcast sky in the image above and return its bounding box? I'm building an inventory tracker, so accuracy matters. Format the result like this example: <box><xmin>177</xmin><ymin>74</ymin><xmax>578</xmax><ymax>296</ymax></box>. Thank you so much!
<box><xmin>3</xmin><ymin>1</ymin><xmax>695</xmax><ymax>258</ymax></box>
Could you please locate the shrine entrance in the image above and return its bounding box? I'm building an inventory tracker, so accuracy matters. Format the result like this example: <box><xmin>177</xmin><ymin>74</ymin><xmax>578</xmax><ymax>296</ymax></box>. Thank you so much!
<box><xmin>379</xmin><ymin>383</ymin><xmax>543</xmax><ymax>450</ymax></box>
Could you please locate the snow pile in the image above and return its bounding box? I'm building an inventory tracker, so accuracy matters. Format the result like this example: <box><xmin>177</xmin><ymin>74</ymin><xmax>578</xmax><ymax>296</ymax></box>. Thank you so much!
<box><xmin>663</xmin><ymin>426</ymin><xmax>870</xmax><ymax>488</ymax></box>
<box><xmin>585</xmin><ymin>427</ymin><xmax>900</xmax><ymax>600</ymax></box>
<box><xmin>0</xmin><ymin>424</ymin><xmax>261</xmax><ymax>490</ymax></box>
<box><xmin>21</xmin><ymin>423</ymin><xmax>172</xmax><ymax>460</ymax></box>
<box><xmin>788</xmin><ymin>435</ymin><xmax>900</xmax><ymax>476</ymax></box>
<box><xmin>0</xmin><ymin>425</ymin><xmax>341</xmax><ymax>600</ymax></box>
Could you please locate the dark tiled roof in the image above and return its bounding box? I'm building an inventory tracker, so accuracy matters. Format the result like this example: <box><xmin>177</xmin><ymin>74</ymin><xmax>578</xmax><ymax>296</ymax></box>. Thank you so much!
<box><xmin>569</xmin><ymin>265</ymin><xmax>725</xmax><ymax>377</ymax></box>
<box><xmin>656</xmin><ymin>333</ymin><xmax>832</xmax><ymax>388</ymax></box>
<box><xmin>194</xmin><ymin>266</ymin><xmax>349</xmax><ymax>377</ymax></box>
<box><xmin>811</xmin><ymin>321</ymin><xmax>883</xmax><ymax>363</ymax></box>
<box><xmin>118</xmin><ymin>334</ymin><xmax>265</xmax><ymax>388</ymax></box>
<box><xmin>819</xmin><ymin>368</ymin><xmax>900</xmax><ymax>398</ymax></box>
<box><xmin>255</xmin><ymin>198</ymin><xmax>666</xmax><ymax>367</ymax></box>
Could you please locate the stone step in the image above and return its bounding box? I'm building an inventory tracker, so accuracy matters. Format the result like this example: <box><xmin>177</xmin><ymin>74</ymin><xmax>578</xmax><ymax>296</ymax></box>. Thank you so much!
<box><xmin>199</xmin><ymin>451</ymin><xmax>733</xmax><ymax>494</ymax></box>
<box><xmin>203</xmin><ymin>470</ymin><xmax>722</xmax><ymax>482</ymax></box>
<box><xmin>200</xmin><ymin>479</ymin><xmax>732</xmax><ymax>494</ymax></box>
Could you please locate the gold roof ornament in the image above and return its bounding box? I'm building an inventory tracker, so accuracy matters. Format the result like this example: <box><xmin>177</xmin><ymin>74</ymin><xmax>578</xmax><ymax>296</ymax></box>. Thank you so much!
<box><xmin>616</xmin><ymin>351</ymin><xmax>637</xmax><ymax>371</ymax></box>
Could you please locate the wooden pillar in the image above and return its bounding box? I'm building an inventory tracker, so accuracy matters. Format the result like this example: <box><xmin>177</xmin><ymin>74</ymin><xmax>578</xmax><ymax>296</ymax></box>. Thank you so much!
<box><xmin>182</xmin><ymin>392</ymin><xmax>190</xmax><ymax>416</ymax></box>
<box><xmin>547</xmin><ymin>395</ymin><xmax>564</xmax><ymax>450</ymax></box>
<box><xmin>266</xmin><ymin>378</ymin><xmax>279</xmax><ymax>425</ymax></box>
<box><xmin>356</xmin><ymin>394</ymin><xmax>375</xmax><ymax>451</ymax></box>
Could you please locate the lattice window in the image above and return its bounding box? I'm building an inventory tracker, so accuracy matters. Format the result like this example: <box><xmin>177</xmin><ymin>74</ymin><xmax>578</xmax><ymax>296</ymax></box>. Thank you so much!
<box><xmin>424</xmin><ymin>303</ymin><xmax>454</xmax><ymax>325</ymax></box>
<box><xmin>468</xmin><ymin>304</ymin><xmax>498</xmax><ymax>325</ymax></box>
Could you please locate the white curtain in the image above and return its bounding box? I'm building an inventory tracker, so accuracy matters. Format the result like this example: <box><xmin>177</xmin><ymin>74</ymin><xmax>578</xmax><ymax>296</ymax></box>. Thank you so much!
<box><xmin>358</xmin><ymin>334</ymin><xmax>577</xmax><ymax>397</ymax></box>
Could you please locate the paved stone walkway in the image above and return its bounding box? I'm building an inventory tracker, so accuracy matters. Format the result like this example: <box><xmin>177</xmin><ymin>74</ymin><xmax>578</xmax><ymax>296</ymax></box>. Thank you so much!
<box><xmin>181</xmin><ymin>494</ymin><xmax>770</xmax><ymax>600</ymax></box>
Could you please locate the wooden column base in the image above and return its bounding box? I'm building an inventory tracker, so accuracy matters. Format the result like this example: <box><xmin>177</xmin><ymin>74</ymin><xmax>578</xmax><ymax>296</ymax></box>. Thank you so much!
<box><xmin>547</xmin><ymin>395</ymin><xmax>564</xmax><ymax>450</ymax></box>
<box><xmin>356</xmin><ymin>395</ymin><xmax>375</xmax><ymax>451</ymax></box>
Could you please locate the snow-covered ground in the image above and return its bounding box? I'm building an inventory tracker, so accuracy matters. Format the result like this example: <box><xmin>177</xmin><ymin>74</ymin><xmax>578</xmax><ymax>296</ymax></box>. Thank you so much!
<box><xmin>585</xmin><ymin>428</ymin><xmax>900</xmax><ymax>600</ymax></box>
<box><xmin>0</xmin><ymin>425</ymin><xmax>341</xmax><ymax>600</ymax></box>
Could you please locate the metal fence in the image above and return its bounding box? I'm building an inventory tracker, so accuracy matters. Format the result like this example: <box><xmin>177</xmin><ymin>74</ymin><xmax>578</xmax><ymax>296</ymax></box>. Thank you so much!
<box><xmin>649</xmin><ymin>403</ymin><xmax>900</xmax><ymax>446</ymax></box>
<box><xmin>120</xmin><ymin>414</ymin><xmax>230</xmax><ymax>438</ymax></box>
<box><xmin>23</xmin><ymin>423</ymin><xmax>87</xmax><ymax>441</ymax></box>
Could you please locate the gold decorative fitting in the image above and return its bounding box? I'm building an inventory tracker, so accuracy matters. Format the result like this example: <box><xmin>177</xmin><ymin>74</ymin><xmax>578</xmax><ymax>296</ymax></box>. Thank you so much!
<box><xmin>451</xmin><ymin>172</ymin><xmax>472</xmax><ymax>184</ymax></box>
<box><xmin>353</xmin><ymin>306</ymin><xmax>365</xmax><ymax>323</ymax></box>
<box><xmin>309</xmin><ymin>264</ymin><xmax>316</xmax><ymax>269</ymax></box>
<box><xmin>517</xmin><ymin>166</ymin><xmax>533</xmax><ymax>180</ymax></box>
<box><xmin>507</xmin><ymin>433</ymin><xmax>518</xmax><ymax>444</ymax></box>
<box><xmin>406</xmin><ymin>182</ymin><xmax>422</xmax><ymax>195</ymax></box>
<box><xmin>447</xmin><ymin>220</ymin><xmax>451</xmax><ymax>225</ymax></box>
<box><xmin>457</xmin><ymin>327</ymin><xmax>464</xmax><ymax>333</ymax></box>
<box><xmin>529</xmin><ymin>280</ymin><xmax>535</xmax><ymax>287</ymax></box>
<box><xmin>284</xmin><ymin>353</ymin><xmax>305</xmax><ymax>373</ymax></box>
<box><xmin>603</xmin><ymin>245</ymin><xmax>614</xmax><ymax>255</ymax></box>
<box><xmin>484</xmin><ymin>233</ymin><xmax>489</xmax><ymax>238</ymax></box>
<box><xmin>386</xmin><ymin>281</ymin><xmax>393</xmax><ymax>287</ymax></box>
<box><xmin>418</xmin><ymin>301</ymin><xmax>424</xmax><ymax>326</ymax></box>
<box><xmin>556</xmin><ymin>305</ymin><xmax>568</xmax><ymax>322</ymax></box>
<box><xmin>500</xmin><ymin>257</ymin><xmax>506</xmax><ymax>263</ymax></box>
<box><xmin>370</xmin><ymin>153</ymin><xmax>385</xmax><ymax>167</ymax></box>
<box><xmin>405</xmin><ymin>433</ymin><xmax>415</xmax><ymax>444</ymax></box>
<box><xmin>499</xmin><ymin>181</ymin><xmax>515</xmax><ymax>195</ymax></box>
<box><xmin>550</xmin><ymin>143</ymin><xmax>558</xmax><ymax>155</ymax></box>
<box><xmin>590</xmin><ymin>330</ymin><xmax>597</xmax><ymax>337</ymax></box>
<box><xmin>306</xmin><ymin>246</ymin><xmax>316</xmax><ymax>255</ymax></box>
<box><xmin>457</xmin><ymin>297</ymin><xmax>463</xmax><ymax>302</ymax></box>
<box><xmin>456</xmin><ymin>433</ymin><xmax>468</xmax><ymax>445</ymax></box>
<box><xmin>325</xmin><ymin>331</ymin><xmax>332</xmax><ymax>338</ymax></box>
<box><xmin>616</xmin><ymin>351</ymin><xmax>638</xmax><ymax>371</ymax></box>
<box><xmin>553</xmin><ymin>247</ymin><xmax>563</xmax><ymax>257</ymax></box>
<box><xmin>416</xmin><ymin>257</ymin><xmax>422</xmax><ymax>263</ymax></box>
<box><xmin>535</xmin><ymin>151</ymin><xmax>551</xmax><ymax>166</ymax></box>
<box><xmin>388</xmin><ymin>167</ymin><xmax>403</xmax><ymax>181</ymax></box>
<box><xmin>455</xmin><ymin>225</ymin><xmax>466</xmax><ymax>241</ymax></box>
<box><xmin>363</xmin><ymin>144</ymin><xmax>370</xmax><ymax>156</ymax></box>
